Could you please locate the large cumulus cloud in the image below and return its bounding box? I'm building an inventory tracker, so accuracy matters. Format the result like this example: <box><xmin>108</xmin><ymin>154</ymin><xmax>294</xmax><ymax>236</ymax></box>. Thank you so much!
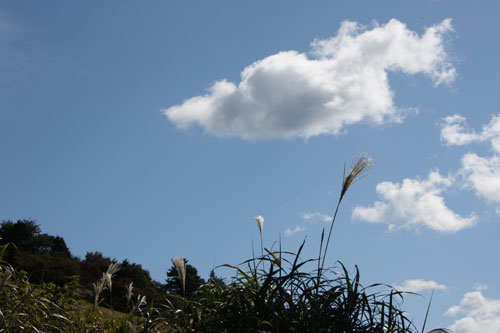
<box><xmin>164</xmin><ymin>19</ymin><xmax>455</xmax><ymax>139</ymax></box>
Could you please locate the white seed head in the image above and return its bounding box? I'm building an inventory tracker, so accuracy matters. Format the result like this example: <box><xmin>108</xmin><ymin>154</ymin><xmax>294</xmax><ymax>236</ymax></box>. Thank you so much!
<box><xmin>137</xmin><ymin>294</ymin><xmax>147</xmax><ymax>307</ymax></box>
<box><xmin>254</xmin><ymin>215</ymin><xmax>264</xmax><ymax>235</ymax></box>
<box><xmin>93</xmin><ymin>276</ymin><xmax>107</xmax><ymax>308</ymax></box>
<box><xmin>173</xmin><ymin>256</ymin><xmax>186</xmax><ymax>295</ymax></box>
<box><xmin>106</xmin><ymin>262</ymin><xmax>121</xmax><ymax>276</ymax></box>
<box><xmin>126</xmin><ymin>282</ymin><xmax>134</xmax><ymax>303</ymax></box>
<box><xmin>104</xmin><ymin>262</ymin><xmax>121</xmax><ymax>291</ymax></box>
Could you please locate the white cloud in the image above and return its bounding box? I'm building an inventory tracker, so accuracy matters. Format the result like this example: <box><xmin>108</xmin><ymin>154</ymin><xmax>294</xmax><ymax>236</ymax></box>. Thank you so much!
<box><xmin>164</xmin><ymin>19</ymin><xmax>455</xmax><ymax>140</ymax></box>
<box><xmin>441</xmin><ymin>114</ymin><xmax>500</xmax><ymax>152</ymax></box>
<box><xmin>284</xmin><ymin>226</ymin><xmax>305</xmax><ymax>237</ymax></box>
<box><xmin>352</xmin><ymin>170</ymin><xmax>476</xmax><ymax>233</ymax></box>
<box><xmin>301</xmin><ymin>212</ymin><xmax>332</xmax><ymax>223</ymax></box>
<box><xmin>460</xmin><ymin>153</ymin><xmax>500</xmax><ymax>203</ymax></box>
<box><xmin>441</xmin><ymin>114</ymin><xmax>500</xmax><ymax>204</ymax></box>
<box><xmin>394</xmin><ymin>279</ymin><xmax>447</xmax><ymax>293</ymax></box>
<box><xmin>474</xmin><ymin>283</ymin><xmax>489</xmax><ymax>292</ymax></box>
<box><xmin>441</xmin><ymin>114</ymin><xmax>482</xmax><ymax>146</ymax></box>
<box><xmin>446</xmin><ymin>290</ymin><xmax>500</xmax><ymax>333</ymax></box>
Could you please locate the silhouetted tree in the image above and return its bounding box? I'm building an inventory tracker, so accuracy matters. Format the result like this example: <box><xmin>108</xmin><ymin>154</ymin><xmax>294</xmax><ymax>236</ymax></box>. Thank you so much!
<box><xmin>0</xmin><ymin>220</ymin><xmax>71</xmax><ymax>256</ymax></box>
<box><xmin>0</xmin><ymin>220</ymin><xmax>79</xmax><ymax>285</ymax></box>
<box><xmin>0</xmin><ymin>220</ymin><xmax>41</xmax><ymax>252</ymax></box>
<box><xmin>53</xmin><ymin>236</ymin><xmax>71</xmax><ymax>256</ymax></box>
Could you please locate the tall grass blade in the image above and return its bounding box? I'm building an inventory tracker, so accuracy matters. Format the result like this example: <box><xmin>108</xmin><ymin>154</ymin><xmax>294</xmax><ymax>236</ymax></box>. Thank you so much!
<box><xmin>421</xmin><ymin>289</ymin><xmax>434</xmax><ymax>333</ymax></box>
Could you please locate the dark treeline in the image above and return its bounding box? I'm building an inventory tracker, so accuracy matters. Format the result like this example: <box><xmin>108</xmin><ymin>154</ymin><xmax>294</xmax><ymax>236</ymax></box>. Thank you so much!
<box><xmin>0</xmin><ymin>219</ymin><xmax>207</xmax><ymax>312</ymax></box>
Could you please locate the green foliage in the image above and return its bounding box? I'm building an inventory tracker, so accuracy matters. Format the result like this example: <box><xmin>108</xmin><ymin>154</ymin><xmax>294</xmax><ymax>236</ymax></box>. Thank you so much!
<box><xmin>16</xmin><ymin>251</ymin><xmax>81</xmax><ymax>285</ymax></box>
<box><xmin>80</xmin><ymin>252</ymin><xmax>165</xmax><ymax>312</ymax></box>
<box><xmin>0</xmin><ymin>220</ymin><xmax>80</xmax><ymax>285</ymax></box>
<box><xmin>0</xmin><ymin>224</ymin><xmax>451</xmax><ymax>332</ymax></box>
<box><xmin>0</xmin><ymin>219</ymin><xmax>167</xmax><ymax>313</ymax></box>
<box><xmin>0</xmin><ymin>243</ymin><xmax>113</xmax><ymax>332</ymax></box>
<box><xmin>113</xmin><ymin>259</ymin><xmax>165</xmax><ymax>312</ymax></box>
<box><xmin>0</xmin><ymin>220</ymin><xmax>41</xmax><ymax>252</ymax></box>
<box><xmin>0</xmin><ymin>220</ymin><xmax>71</xmax><ymax>257</ymax></box>
<box><xmin>164</xmin><ymin>244</ymin><xmax>417</xmax><ymax>332</ymax></box>
<box><xmin>0</xmin><ymin>241</ymin><xmax>170</xmax><ymax>332</ymax></box>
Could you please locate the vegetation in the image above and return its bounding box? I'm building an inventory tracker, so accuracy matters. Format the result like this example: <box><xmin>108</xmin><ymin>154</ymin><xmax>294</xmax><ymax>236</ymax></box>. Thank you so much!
<box><xmin>0</xmin><ymin>221</ymin><xmax>183</xmax><ymax>313</ymax></box>
<box><xmin>166</xmin><ymin>248</ymin><xmax>414</xmax><ymax>332</ymax></box>
<box><xmin>0</xmin><ymin>156</ymin><xmax>451</xmax><ymax>332</ymax></box>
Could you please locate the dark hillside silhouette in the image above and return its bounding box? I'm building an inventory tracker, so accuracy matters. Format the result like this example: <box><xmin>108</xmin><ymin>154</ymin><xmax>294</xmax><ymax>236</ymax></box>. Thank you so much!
<box><xmin>0</xmin><ymin>219</ymin><xmax>168</xmax><ymax>312</ymax></box>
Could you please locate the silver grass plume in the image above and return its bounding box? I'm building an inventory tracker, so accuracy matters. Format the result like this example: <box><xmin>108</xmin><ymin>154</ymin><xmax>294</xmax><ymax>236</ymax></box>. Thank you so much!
<box><xmin>93</xmin><ymin>275</ymin><xmax>107</xmax><ymax>308</ymax></box>
<box><xmin>137</xmin><ymin>294</ymin><xmax>147</xmax><ymax>308</ymax></box>
<box><xmin>104</xmin><ymin>262</ymin><xmax>121</xmax><ymax>292</ymax></box>
<box><xmin>340</xmin><ymin>153</ymin><xmax>373</xmax><ymax>201</ymax></box>
<box><xmin>173</xmin><ymin>256</ymin><xmax>186</xmax><ymax>296</ymax></box>
<box><xmin>93</xmin><ymin>262</ymin><xmax>120</xmax><ymax>309</ymax></box>
<box><xmin>126</xmin><ymin>282</ymin><xmax>134</xmax><ymax>305</ymax></box>
<box><xmin>320</xmin><ymin>153</ymin><xmax>372</xmax><ymax>272</ymax></box>
<box><xmin>254</xmin><ymin>215</ymin><xmax>264</xmax><ymax>236</ymax></box>
<box><xmin>254</xmin><ymin>215</ymin><xmax>265</xmax><ymax>258</ymax></box>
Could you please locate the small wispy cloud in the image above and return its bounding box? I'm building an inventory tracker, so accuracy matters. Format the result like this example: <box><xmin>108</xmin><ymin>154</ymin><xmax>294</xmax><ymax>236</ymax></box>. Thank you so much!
<box><xmin>441</xmin><ymin>114</ymin><xmax>500</xmax><ymax>152</ymax></box>
<box><xmin>446</xmin><ymin>289</ymin><xmax>500</xmax><ymax>333</ymax></box>
<box><xmin>164</xmin><ymin>19</ymin><xmax>455</xmax><ymax>140</ymax></box>
<box><xmin>394</xmin><ymin>279</ymin><xmax>447</xmax><ymax>293</ymax></box>
<box><xmin>352</xmin><ymin>170</ymin><xmax>476</xmax><ymax>233</ymax></box>
<box><xmin>284</xmin><ymin>226</ymin><xmax>305</xmax><ymax>237</ymax></box>
<box><xmin>301</xmin><ymin>212</ymin><xmax>332</xmax><ymax>223</ymax></box>
<box><xmin>474</xmin><ymin>283</ymin><xmax>489</xmax><ymax>292</ymax></box>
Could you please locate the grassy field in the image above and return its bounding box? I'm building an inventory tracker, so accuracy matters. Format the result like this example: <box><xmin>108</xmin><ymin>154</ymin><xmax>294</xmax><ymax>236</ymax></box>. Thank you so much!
<box><xmin>0</xmin><ymin>157</ymin><xmax>451</xmax><ymax>332</ymax></box>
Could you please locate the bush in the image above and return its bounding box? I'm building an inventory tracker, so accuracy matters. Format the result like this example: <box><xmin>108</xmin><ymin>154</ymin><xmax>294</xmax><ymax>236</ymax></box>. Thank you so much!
<box><xmin>163</xmin><ymin>243</ymin><xmax>416</xmax><ymax>332</ymax></box>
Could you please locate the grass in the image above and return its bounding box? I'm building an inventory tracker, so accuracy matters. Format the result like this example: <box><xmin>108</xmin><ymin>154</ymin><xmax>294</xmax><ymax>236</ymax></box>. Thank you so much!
<box><xmin>168</xmin><ymin>244</ymin><xmax>416</xmax><ymax>332</ymax></box>
<box><xmin>0</xmin><ymin>155</ymin><xmax>452</xmax><ymax>332</ymax></box>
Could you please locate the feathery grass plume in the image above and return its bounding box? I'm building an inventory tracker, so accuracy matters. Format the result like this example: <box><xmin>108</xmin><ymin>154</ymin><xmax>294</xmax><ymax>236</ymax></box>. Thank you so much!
<box><xmin>105</xmin><ymin>262</ymin><xmax>120</xmax><ymax>307</ymax></box>
<box><xmin>340</xmin><ymin>153</ymin><xmax>373</xmax><ymax>201</ymax></box>
<box><xmin>173</xmin><ymin>256</ymin><xmax>186</xmax><ymax>296</ymax></box>
<box><xmin>126</xmin><ymin>282</ymin><xmax>134</xmax><ymax>307</ymax></box>
<box><xmin>92</xmin><ymin>274</ymin><xmax>107</xmax><ymax>309</ymax></box>
<box><xmin>104</xmin><ymin>262</ymin><xmax>121</xmax><ymax>292</ymax></box>
<box><xmin>254</xmin><ymin>215</ymin><xmax>265</xmax><ymax>260</ymax></box>
<box><xmin>320</xmin><ymin>153</ymin><xmax>372</xmax><ymax>273</ymax></box>
<box><xmin>137</xmin><ymin>294</ymin><xmax>147</xmax><ymax>308</ymax></box>
<box><xmin>93</xmin><ymin>262</ymin><xmax>120</xmax><ymax>309</ymax></box>
<box><xmin>254</xmin><ymin>215</ymin><xmax>264</xmax><ymax>235</ymax></box>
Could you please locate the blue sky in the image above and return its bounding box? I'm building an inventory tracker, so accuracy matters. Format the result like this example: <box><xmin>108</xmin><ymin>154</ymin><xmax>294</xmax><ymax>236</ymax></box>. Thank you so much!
<box><xmin>1</xmin><ymin>1</ymin><xmax>500</xmax><ymax>331</ymax></box>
